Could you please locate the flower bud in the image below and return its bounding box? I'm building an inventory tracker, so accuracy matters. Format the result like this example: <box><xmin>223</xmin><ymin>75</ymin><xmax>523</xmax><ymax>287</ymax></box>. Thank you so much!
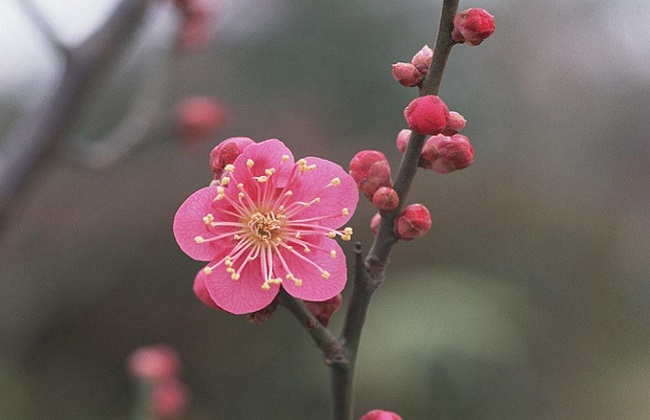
<box><xmin>419</xmin><ymin>138</ymin><xmax>439</xmax><ymax>169</ymax></box>
<box><xmin>395</xmin><ymin>129</ymin><xmax>411</xmax><ymax>153</ymax></box>
<box><xmin>349</xmin><ymin>150</ymin><xmax>393</xmax><ymax>199</ymax></box>
<box><xmin>247</xmin><ymin>299</ymin><xmax>279</xmax><ymax>325</ymax></box>
<box><xmin>209</xmin><ymin>137</ymin><xmax>255</xmax><ymax>179</ymax></box>
<box><xmin>370</xmin><ymin>213</ymin><xmax>381</xmax><ymax>236</ymax></box>
<box><xmin>359</xmin><ymin>409</ymin><xmax>403</xmax><ymax>420</ymax></box>
<box><xmin>391</xmin><ymin>62</ymin><xmax>423</xmax><ymax>87</ymax></box>
<box><xmin>442</xmin><ymin>111</ymin><xmax>467</xmax><ymax>136</ymax></box>
<box><xmin>394</xmin><ymin>204</ymin><xmax>431</xmax><ymax>241</ymax></box>
<box><xmin>411</xmin><ymin>44</ymin><xmax>433</xmax><ymax>75</ymax></box>
<box><xmin>150</xmin><ymin>378</ymin><xmax>190</xmax><ymax>419</ymax></box>
<box><xmin>372</xmin><ymin>187</ymin><xmax>399</xmax><ymax>212</ymax></box>
<box><xmin>304</xmin><ymin>294</ymin><xmax>342</xmax><ymax>326</ymax></box>
<box><xmin>403</xmin><ymin>95</ymin><xmax>449</xmax><ymax>136</ymax></box>
<box><xmin>452</xmin><ymin>8</ymin><xmax>495</xmax><ymax>46</ymax></box>
<box><xmin>176</xmin><ymin>96</ymin><xmax>228</xmax><ymax>142</ymax></box>
<box><xmin>428</xmin><ymin>134</ymin><xmax>474</xmax><ymax>174</ymax></box>
<box><xmin>193</xmin><ymin>270</ymin><xmax>223</xmax><ymax>311</ymax></box>
<box><xmin>127</xmin><ymin>345</ymin><xmax>181</xmax><ymax>383</ymax></box>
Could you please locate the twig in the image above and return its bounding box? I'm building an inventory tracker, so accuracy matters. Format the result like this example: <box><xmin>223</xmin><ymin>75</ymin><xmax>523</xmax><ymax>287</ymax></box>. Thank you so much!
<box><xmin>16</xmin><ymin>0</ymin><xmax>70</xmax><ymax>57</ymax></box>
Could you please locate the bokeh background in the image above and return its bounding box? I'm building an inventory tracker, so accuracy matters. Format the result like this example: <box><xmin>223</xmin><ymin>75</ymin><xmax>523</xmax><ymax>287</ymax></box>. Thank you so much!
<box><xmin>1</xmin><ymin>0</ymin><xmax>650</xmax><ymax>418</ymax></box>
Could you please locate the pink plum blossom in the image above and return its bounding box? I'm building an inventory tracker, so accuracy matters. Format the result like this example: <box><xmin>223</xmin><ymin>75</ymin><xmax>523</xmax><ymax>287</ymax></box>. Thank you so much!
<box><xmin>174</xmin><ymin>139</ymin><xmax>358</xmax><ymax>314</ymax></box>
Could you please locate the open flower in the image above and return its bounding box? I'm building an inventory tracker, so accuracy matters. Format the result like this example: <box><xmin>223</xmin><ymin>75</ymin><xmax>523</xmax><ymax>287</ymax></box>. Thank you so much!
<box><xmin>174</xmin><ymin>139</ymin><xmax>358</xmax><ymax>314</ymax></box>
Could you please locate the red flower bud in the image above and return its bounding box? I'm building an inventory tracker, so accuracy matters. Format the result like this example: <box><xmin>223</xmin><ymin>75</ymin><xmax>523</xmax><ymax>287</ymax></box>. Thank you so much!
<box><xmin>391</xmin><ymin>62</ymin><xmax>423</xmax><ymax>87</ymax></box>
<box><xmin>428</xmin><ymin>134</ymin><xmax>474</xmax><ymax>174</ymax></box>
<box><xmin>127</xmin><ymin>345</ymin><xmax>181</xmax><ymax>383</ymax></box>
<box><xmin>394</xmin><ymin>203</ymin><xmax>431</xmax><ymax>240</ymax></box>
<box><xmin>359</xmin><ymin>409</ymin><xmax>403</xmax><ymax>420</ymax></box>
<box><xmin>372</xmin><ymin>187</ymin><xmax>399</xmax><ymax>212</ymax></box>
<box><xmin>442</xmin><ymin>111</ymin><xmax>467</xmax><ymax>136</ymax></box>
<box><xmin>404</xmin><ymin>95</ymin><xmax>450</xmax><ymax>136</ymax></box>
<box><xmin>411</xmin><ymin>44</ymin><xmax>433</xmax><ymax>75</ymax></box>
<box><xmin>304</xmin><ymin>294</ymin><xmax>342</xmax><ymax>326</ymax></box>
<box><xmin>209</xmin><ymin>137</ymin><xmax>255</xmax><ymax>179</ymax></box>
<box><xmin>193</xmin><ymin>270</ymin><xmax>223</xmax><ymax>311</ymax></box>
<box><xmin>370</xmin><ymin>213</ymin><xmax>381</xmax><ymax>236</ymax></box>
<box><xmin>349</xmin><ymin>150</ymin><xmax>393</xmax><ymax>199</ymax></box>
<box><xmin>150</xmin><ymin>378</ymin><xmax>190</xmax><ymax>419</ymax></box>
<box><xmin>395</xmin><ymin>129</ymin><xmax>411</xmax><ymax>153</ymax></box>
<box><xmin>247</xmin><ymin>299</ymin><xmax>279</xmax><ymax>325</ymax></box>
<box><xmin>419</xmin><ymin>138</ymin><xmax>439</xmax><ymax>169</ymax></box>
<box><xmin>176</xmin><ymin>96</ymin><xmax>228</xmax><ymax>142</ymax></box>
<box><xmin>452</xmin><ymin>8</ymin><xmax>495</xmax><ymax>46</ymax></box>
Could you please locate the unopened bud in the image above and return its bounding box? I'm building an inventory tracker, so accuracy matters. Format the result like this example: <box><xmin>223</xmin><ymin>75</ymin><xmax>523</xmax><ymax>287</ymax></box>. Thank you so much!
<box><xmin>127</xmin><ymin>345</ymin><xmax>181</xmax><ymax>383</ymax></box>
<box><xmin>176</xmin><ymin>96</ymin><xmax>228</xmax><ymax>142</ymax></box>
<box><xmin>150</xmin><ymin>378</ymin><xmax>190</xmax><ymax>419</ymax></box>
<box><xmin>404</xmin><ymin>95</ymin><xmax>449</xmax><ymax>136</ymax></box>
<box><xmin>359</xmin><ymin>409</ymin><xmax>403</xmax><ymax>420</ymax></box>
<box><xmin>452</xmin><ymin>8</ymin><xmax>495</xmax><ymax>46</ymax></box>
<box><xmin>304</xmin><ymin>294</ymin><xmax>342</xmax><ymax>326</ymax></box>
<box><xmin>372</xmin><ymin>187</ymin><xmax>399</xmax><ymax>212</ymax></box>
<box><xmin>411</xmin><ymin>44</ymin><xmax>433</xmax><ymax>75</ymax></box>
<box><xmin>391</xmin><ymin>62</ymin><xmax>424</xmax><ymax>88</ymax></box>
<box><xmin>428</xmin><ymin>134</ymin><xmax>474</xmax><ymax>174</ymax></box>
<box><xmin>247</xmin><ymin>299</ymin><xmax>279</xmax><ymax>325</ymax></box>
<box><xmin>442</xmin><ymin>111</ymin><xmax>467</xmax><ymax>136</ymax></box>
<box><xmin>193</xmin><ymin>270</ymin><xmax>223</xmax><ymax>311</ymax></box>
<box><xmin>349</xmin><ymin>150</ymin><xmax>393</xmax><ymax>199</ymax></box>
<box><xmin>395</xmin><ymin>129</ymin><xmax>411</xmax><ymax>153</ymax></box>
<box><xmin>394</xmin><ymin>203</ymin><xmax>431</xmax><ymax>240</ymax></box>
<box><xmin>370</xmin><ymin>213</ymin><xmax>381</xmax><ymax>236</ymax></box>
<box><xmin>419</xmin><ymin>138</ymin><xmax>439</xmax><ymax>169</ymax></box>
<box><xmin>209</xmin><ymin>137</ymin><xmax>255</xmax><ymax>179</ymax></box>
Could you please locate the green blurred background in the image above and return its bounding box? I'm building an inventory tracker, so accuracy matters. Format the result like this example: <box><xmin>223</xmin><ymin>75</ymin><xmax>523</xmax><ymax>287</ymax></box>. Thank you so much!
<box><xmin>1</xmin><ymin>0</ymin><xmax>650</xmax><ymax>418</ymax></box>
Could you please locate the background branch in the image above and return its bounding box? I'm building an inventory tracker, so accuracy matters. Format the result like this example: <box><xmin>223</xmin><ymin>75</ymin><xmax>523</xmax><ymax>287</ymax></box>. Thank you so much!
<box><xmin>16</xmin><ymin>0</ymin><xmax>69</xmax><ymax>57</ymax></box>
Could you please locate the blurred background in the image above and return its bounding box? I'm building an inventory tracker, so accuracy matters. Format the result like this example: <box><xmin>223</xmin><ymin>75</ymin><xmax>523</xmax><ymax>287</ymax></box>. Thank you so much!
<box><xmin>1</xmin><ymin>0</ymin><xmax>650</xmax><ymax>418</ymax></box>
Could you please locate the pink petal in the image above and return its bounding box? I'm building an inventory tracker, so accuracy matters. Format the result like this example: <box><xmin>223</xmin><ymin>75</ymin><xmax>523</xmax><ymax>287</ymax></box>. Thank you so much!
<box><xmin>193</xmin><ymin>269</ymin><xmax>222</xmax><ymax>310</ymax></box>
<box><xmin>173</xmin><ymin>186</ymin><xmax>222</xmax><ymax>261</ymax></box>
<box><xmin>203</xmin><ymin>256</ymin><xmax>280</xmax><ymax>314</ymax></box>
<box><xmin>277</xmin><ymin>236</ymin><xmax>347</xmax><ymax>301</ymax></box>
<box><xmin>287</xmin><ymin>157</ymin><xmax>358</xmax><ymax>228</ymax></box>
<box><xmin>231</xmin><ymin>139</ymin><xmax>295</xmax><ymax>191</ymax></box>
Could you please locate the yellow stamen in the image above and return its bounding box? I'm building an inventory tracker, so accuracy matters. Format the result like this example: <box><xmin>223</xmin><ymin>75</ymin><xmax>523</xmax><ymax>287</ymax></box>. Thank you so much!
<box><xmin>331</xmin><ymin>177</ymin><xmax>341</xmax><ymax>186</ymax></box>
<box><xmin>246</xmin><ymin>159</ymin><xmax>254</xmax><ymax>168</ymax></box>
<box><xmin>330</xmin><ymin>250</ymin><xmax>337</xmax><ymax>258</ymax></box>
<box><xmin>321</xmin><ymin>271</ymin><xmax>330</xmax><ymax>279</ymax></box>
<box><xmin>224</xmin><ymin>164</ymin><xmax>235</xmax><ymax>173</ymax></box>
<box><xmin>342</xmin><ymin>208</ymin><xmax>349</xmax><ymax>216</ymax></box>
<box><xmin>327</xmin><ymin>231</ymin><xmax>336</xmax><ymax>239</ymax></box>
<box><xmin>281</xmin><ymin>155</ymin><xmax>290</xmax><ymax>162</ymax></box>
<box><xmin>194</xmin><ymin>236</ymin><xmax>205</xmax><ymax>244</ymax></box>
<box><xmin>221</xmin><ymin>177</ymin><xmax>230</xmax><ymax>186</ymax></box>
<box><xmin>203</xmin><ymin>266</ymin><xmax>213</xmax><ymax>275</ymax></box>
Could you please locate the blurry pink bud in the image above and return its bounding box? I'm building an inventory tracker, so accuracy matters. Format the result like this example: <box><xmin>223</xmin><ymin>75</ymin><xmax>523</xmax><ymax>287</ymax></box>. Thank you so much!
<box><xmin>372</xmin><ymin>187</ymin><xmax>399</xmax><ymax>212</ymax></box>
<box><xmin>359</xmin><ymin>409</ymin><xmax>403</xmax><ymax>420</ymax></box>
<box><xmin>175</xmin><ymin>0</ymin><xmax>218</xmax><ymax>50</ymax></box>
<box><xmin>442</xmin><ymin>111</ymin><xmax>467</xmax><ymax>136</ymax></box>
<box><xmin>150</xmin><ymin>378</ymin><xmax>190</xmax><ymax>419</ymax></box>
<box><xmin>192</xmin><ymin>270</ymin><xmax>223</xmax><ymax>311</ymax></box>
<box><xmin>411</xmin><ymin>44</ymin><xmax>433</xmax><ymax>75</ymax></box>
<box><xmin>394</xmin><ymin>203</ymin><xmax>432</xmax><ymax>241</ymax></box>
<box><xmin>247</xmin><ymin>299</ymin><xmax>279</xmax><ymax>325</ymax></box>
<box><xmin>452</xmin><ymin>8</ymin><xmax>495</xmax><ymax>46</ymax></box>
<box><xmin>428</xmin><ymin>134</ymin><xmax>474</xmax><ymax>174</ymax></box>
<box><xmin>391</xmin><ymin>62</ymin><xmax>423</xmax><ymax>88</ymax></box>
<box><xmin>395</xmin><ymin>129</ymin><xmax>411</xmax><ymax>153</ymax></box>
<box><xmin>349</xmin><ymin>150</ymin><xmax>393</xmax><ymax>199</ymax></box>
<box><xmin>370</xmin><ymin>213</ymin><xmax>381</xmax><ymax>236</ymax></box>
<box><xmin>176</xmin><ymin>96</ymin><xmax>228</xmax><ymax>142</ymax></box>
<box><xmin>304</xmin><ymin>294</ymin><xmax>343</xmax><ymax>326</ymax></box>
<box><xmin>419</xmin><ymin>138</ymin><xmax>439</xmax><ymax>169</ymax></box>
<box><xmin>404</xmin><ymin>95</ymin><xmax>450</xmax><ymax>135</ymax></box>
<box><xmin>209</xmin><ymin>137</ymin><xmax>255</xmax><ymax>179</ymax></box>
<box><xmin>128</xmin><ymin>345</ymin><xmax>181</xmax><ymax>383</ymax></box>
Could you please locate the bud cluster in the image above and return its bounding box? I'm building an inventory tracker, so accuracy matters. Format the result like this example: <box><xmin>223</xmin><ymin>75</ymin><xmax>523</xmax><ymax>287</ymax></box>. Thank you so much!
<box><xmin>391</xmin><ymin>45</ymin><xmax>433</xmax><ymax>88</ymax></box>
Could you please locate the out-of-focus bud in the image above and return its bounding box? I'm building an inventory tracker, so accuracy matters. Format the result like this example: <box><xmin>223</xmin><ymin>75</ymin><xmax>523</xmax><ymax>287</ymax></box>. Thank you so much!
<box><xmin>193</xmin><ymin>270</ymin><xmax>223</xmax><ymax>311</ymax></box>
<box><xmin>452</xmin><ymin>8</ymin><xmax>495</xmax><ymax>46</ymax></box>
<box><xmin>372</xmin><ymin>187</ymin><xmax>399</xmax><ymax>212</ymax></box>
<box><xmin>359</xmin><ymin>409</ymin><xmax>403</xmax><ymax>420</ymax></box>
<box><xmin>304</xmin><ymin>294</ymin><xmax>342</xmax><ymax>326</ymax></box>
<box><xmin>174</xmin><ymin>0</ymin><xmax>218</xmax><ymax>50</ymax></box>
<box><xmin>394</xmin><ymin>203</ymin><xmax>431</xmax><ymax>241</ymax></box>
<box><xmin>428</xmin><ymin>134</ymin><xmax>474</xmax><ymax>174</ymax></box>
<box><xmin>404</xmin><ymin>95</ymin><xmax>449</xmax><ymax>136</ymax></box>
<box><xmin>442</xmin><ymin>111</ymin><xmax>467</xmax><ymax>136</ymax></box>
<box><xmin>391</xmin><ymin>62</ymin><xmax>424</xmax><ymax>88</ymax></box>
<box><xmin>395</xmin><ymin>129</ymin><xmax>411</xmax><ymax>154</ymax></box>
<box><xmin>209</xmin><ymin>137</ymin><xmax>255</xmax><ymax>179</ymax></box>
<box><xmin>176</xmin><ymin>96</ymin><xmax>228</xmax><ymax>142</ymax></box>
<box><xmin>349</xmin><ymin>150</ymin><xmax>393</xmax><ymax>199</ymax></box>
<box><xmin>128</xmin><ymin>345</ymin><xmax>181</xmax><ymax>383</ymax></box>
<box><xmin>411</xmin><ymin>44</ymin><xmax>433</xmax><ymax>75</ymax></box>
<box><xmin>247</xmin><ymin>299</ymin><xmax>279</xmax><ymax>325</ymax></box>
<box><xmin>370</xmin><ymin>213</ymin><xmax>381</xmax><ymax>236</ymax></box>
<box><xmin>150</xmin><ymin>378</ymin><xmax>190</xmax><ymax>419</ymax></box>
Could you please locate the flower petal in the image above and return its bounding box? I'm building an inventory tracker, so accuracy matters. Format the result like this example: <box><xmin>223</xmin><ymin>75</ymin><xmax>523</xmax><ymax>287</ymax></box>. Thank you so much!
<box><xmin>231</xmin><ymin>139</ymin><xmax>295</xmax><ymax>191</ymax></box>
<box><xmin>173</xmin><ymin>186</ymin><xmax>223</xmax><ymax>261</ymax></box>
<box><xmin>193</xmin><ymin>269</ymin><xmax>222</xmax><ymax>310</ymax></box>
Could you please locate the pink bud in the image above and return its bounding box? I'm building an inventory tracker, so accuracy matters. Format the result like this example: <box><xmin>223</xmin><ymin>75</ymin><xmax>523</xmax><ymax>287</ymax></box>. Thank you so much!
<box><xmin>442</xmin><ymin>111</ymin><xmax>467</xmax><ymax>136</ymax></box>
<box><xmin>372</xmin><ymin>187</ymin><xmax>399</xmax><ymax>212</ymax></box>
<box><xmin>247</xmin><ymin>299</ymin><xmax>279</xmax><ymax>325</ymax></box>
<box><xmin>370</xmin><ymin>213</ymin><xmax>381</xmax><ymax>236</ymax></box>
<box><xmin>403</xmin><ymin>95</ymin><xmax>450</xmax><ymax>136</ymax></box>
<box><xmin>304</xmin><ymin>294</ymin><xmax>342</xmax><ymax>326</ymax></box>
<box><xmin>359</xmin><ymin>409</ymin><xmax>403</xmax><ymax>420</ymax></box>
<box><xmin>349</xmin><ymin>150</ymin><xmax>393</xmax><ymax>199</ymax></box>
<box><xmin>176</xmin><ymin>96</ymin><xmax>228</xmax><ymax>142</ymax></box>
<box><xmin>394</xmin><ymin>204</ymin><xmax>432</xmax><ymax>240</ymax></box>
<box><xmin>209</xmin><ymin>137</ymin><xmax>255</xmax><ymax>179</ymax></box>
<box><xmin>127</xmin><ymin>345</ymin><xmax>181</xmax><ymax>383</ymax></box>
<box><xmin>174</xmin><ymin>0</ymin><xmax>218</xmax><ymax>50</ymax></box>
<box><xmin>391</xmin><ymin>62</ymin><xmax>423</xmax><ymax>88</ymax></box>
<box><xmin>428</xmin><ymin>134</ymin><xmax>474</xmax><ymax>174</ymax></box>
<box><xmin>150</xmin><ymin>378</ymin><xmax>190</xmax><ymax>419</ymax></box>
<box><xmin>395</xmin><ymin>129</ymin><xmax>411</xmax><ymax>153</ymax></box>
<box><xmin>193</xmin><ymin>270</ymin><xmax>223</xmax><ymax>311</ymax></box>
<box><xmin>411</xmin><ymin>44</ymin><xmax>433</xmax><ymax>75</ymax></box>
<box><xmin>419</xmin><ymin>138</ymin><xmax>439</xmax><ymax>169</ymax></box>
<box><xmin>452</xmin><ymin>8</ymin><xmax>495</xmax><ymax>46</ymax></box>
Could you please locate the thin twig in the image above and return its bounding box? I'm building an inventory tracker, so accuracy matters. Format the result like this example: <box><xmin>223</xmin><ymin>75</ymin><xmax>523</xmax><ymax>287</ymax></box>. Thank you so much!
<box><xmin>16</xmin><ymin>0</ymin><xmax>70</xmax><ymax>57</ymax></box>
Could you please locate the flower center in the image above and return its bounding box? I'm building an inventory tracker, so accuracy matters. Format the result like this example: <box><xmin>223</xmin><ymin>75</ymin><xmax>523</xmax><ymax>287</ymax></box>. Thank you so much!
<box><xmin>246</xmin><ymin>211</ymin><xmax>283</xmax><ymax>246</ymax></box>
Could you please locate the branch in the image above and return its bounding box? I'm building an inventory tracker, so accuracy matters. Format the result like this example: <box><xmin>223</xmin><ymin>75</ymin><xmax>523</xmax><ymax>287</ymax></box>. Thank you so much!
<box><xmin>16</xmin><ymin>0</ymin><xmax>70</xmax><ymax>57</ymax></box>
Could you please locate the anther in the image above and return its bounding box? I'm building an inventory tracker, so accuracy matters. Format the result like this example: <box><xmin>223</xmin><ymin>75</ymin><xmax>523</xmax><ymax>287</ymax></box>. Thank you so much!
<box><xmin>331</xmin><ymin>177</ymin><xmax>341</xmax><ymax>186</ymax></box>
<box><xmin>246</xmin><ymin>159</ymin><xmax>254</xmax><ymax>168</ymax></box>
<box><xmin>194</xmin><ymin>236</ymin><xmax>205</xmax><ymax>244</ymax></box>
<box><xmin>342</xmin><ymin>208</ymin><xmax>349</xmax><ymax>216</ymax></box>
<box><xmin>321</xmin><ymin>271</ymin><xmax>331</xmax><ymax>279</ymax></box>
<box><xmin>330</xmin><ymin>250</ymin><xmax>337</xmax><ymax>258</ymax></box>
